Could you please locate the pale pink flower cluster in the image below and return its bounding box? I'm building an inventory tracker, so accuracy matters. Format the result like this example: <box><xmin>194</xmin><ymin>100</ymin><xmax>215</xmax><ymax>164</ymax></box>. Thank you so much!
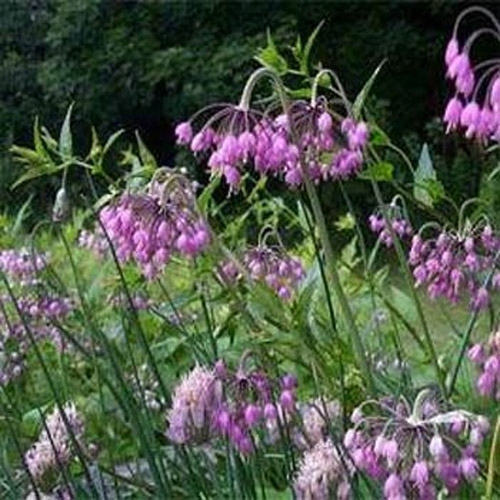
<box><xmin>294</xmin><ymin>438</ymin><xmax>353</xmax><ymax>500</ymax></box>
<box><xmin>24</xmin><ymin>403</ymin><xmax>85</xmax><ymax>483</ymax></box>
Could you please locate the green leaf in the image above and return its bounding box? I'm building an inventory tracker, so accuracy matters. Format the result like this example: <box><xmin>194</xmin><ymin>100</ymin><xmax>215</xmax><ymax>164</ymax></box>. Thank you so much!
<box><xmin>59</xmin><ymin>102</ymin><xmax>74</xmax><ymax>159</ymax></box>
<box><xmin>33</xmin><ymin>116</ymin><xmax>46</xmax><ymax>157</ymax></box>
<box><xmin>414</xmin><ymin>143</ymin><xmax>437</xmax><ymax>207</ymax></box>
<box><xmin>11</xmin><ymin>160</ymin><xmax>71</xmax><ymax>189</ymax></box>
<box><xmin>360</xmin><ymin>161</ymin><xmax>394</xmax><ymax>182</ymax></box>
<box><xmin>300</xmin><ymin>20</ymin><xmax>324</xmax><ymax>75</ymax></box>
<box><xmin>254</xmin><ymin>29</ymin><xmax>288</xmax><ymax>75</ymax></box>
<box><xmin>198</xmin><ymin>175</ymin><xmax>221</xmax><ymax>212</ymax></box>
<box><xmin>370</xmin><ymin>125</ymin><xmax>390</xmax><ymax>146</ymax></box>
<box><xmin>103</xmin><ymin>129</ymin><xmax>125</xmax><ymax>156</ymax></box>
<box><xmin>352</xmin><ymin>60</ymin><xmax>386</xmax><ymax>119</ymax></box>
<box><xmin>135</xmin><ymin>131</ymin><xmax>158</xmax><ymax>170</ymax></box>
<box><xmin>11</xmin><ymin>195</ymin><xmax>33</xmax><ymax>236</ymax></box>
<box><xmin>334</xmin><ymin>212</ymin><xmax>356</xmax><ymax>231</ymax></box>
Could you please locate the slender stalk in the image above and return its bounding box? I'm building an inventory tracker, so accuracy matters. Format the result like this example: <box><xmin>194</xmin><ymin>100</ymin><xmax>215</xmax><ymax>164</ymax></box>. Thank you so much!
<box><xmin>264</xmin><ymin>69</ymin><xmax>375</xmax><ymax>394</ymax></box>
<box><xmin>486</xmin><ymin>416</ymin><xmax>500</xmax><ymax>500</ymax></box>
<box><xmin>446</xmin><ymin>248</ymin><xmax>500</xmax><ymax>397</ymax></box>
<box><xmin>367</xmin><ymin>151</ymin><xmax>448</xmax><ymax>400</ymax></box>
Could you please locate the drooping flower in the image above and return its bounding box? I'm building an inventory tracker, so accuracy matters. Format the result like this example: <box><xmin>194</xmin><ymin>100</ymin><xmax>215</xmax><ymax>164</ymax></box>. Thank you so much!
<box><xmin>444</xmin><ymin>7</ymin><xmax>500</xmax><ymax>143</ymax></box>
<box><xmin>369</xmin><ymin>201</ymin><xmax>413</xmax><ymax>248</ymax></box>
<box><xmin>218</xmin><ymin>245</ymin><xmax>305</xmax><ymax>300</ymax></box>
<box><xmin>176</xmin><ymin>70</ymin><xmax>369</xmax><ymax>190</ymax></box>
<box><xmin>409</xmin><ymin>222</ymin><xmax>500</xmax><ymax>310</ymax></box>
<box><xmin>469</xmin><ymin>329</ymin><xmax>500</xmax><ymax>399</ymax></box>
<box><xmin>344</xmin><ymin>390</ymin><xmax>488</xmax><ymax>499</ymax></box>
<box><xmin>166</xmin><ymin>353</ymin><xmax>299</xmax><ymax>454</ymax></box>
<box><xmin>98</xmin><ymin>169</ymin><xmax>210</xmax><ymax>280</ymax></box>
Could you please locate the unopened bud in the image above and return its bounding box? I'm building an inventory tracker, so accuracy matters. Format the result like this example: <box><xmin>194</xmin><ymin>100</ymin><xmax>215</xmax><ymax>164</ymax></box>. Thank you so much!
<box><xmin>52</xmin><ymin>187</ymin><xmax>70</xmax><ymax>222</ymax></box>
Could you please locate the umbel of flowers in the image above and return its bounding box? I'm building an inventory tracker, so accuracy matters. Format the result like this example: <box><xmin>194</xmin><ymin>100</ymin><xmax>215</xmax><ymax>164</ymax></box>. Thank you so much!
<box><xmin>344</xmin><ymin>390</ymin><xmax>488</xmax><ymax>499</ymax></box>
<box><xmin>469</xmin><ymin>328</ymin><xmax>500</xmax><ymax>399</ymax></box>
<box><xmin>218</xmin><ymin>244</ymin><xmax>305</xmax><ymax>300</ymax></box>
<box><xmin>443</xmin><ymin>6</ymin><xmax>500</xmax><ymax>142</ymax></box>
<box><xmin>369</xmin><ymin>198</ymin><xmax>413</xmax><ymax>248</ymax></box>
<box><xmin>409</xmin><ymin>221</ymin><xmax>500</xmax><ymax>310</ymax></box>
<box><xmin>98</xmin><ymin>168</ymin><xmax>210</xmax><ymax>280</ymax></box>
<box><xmin>166</xmin><ymin>352</ymin><xmax>298</xmax><ymax>454</ymax></box>
<box><xmin>175</xmin><ymin>68</ymin><xmax>369</xmax><ymax>191</ymax></box>
<box><xmin>24</xmin><ymin>403</ymin><xmax>86</xmax><ymax>490</ymax></box>
<box><xmin>0</xmin><ymin>249</ymin><xmax>74</xmax><ymax>385</ymax></box>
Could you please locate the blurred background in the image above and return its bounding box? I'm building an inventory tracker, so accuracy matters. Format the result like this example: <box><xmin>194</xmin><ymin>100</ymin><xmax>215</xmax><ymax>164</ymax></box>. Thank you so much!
<box><xmin>1</xmin><ymin>0</ymin><xmax>499</xmax><ymax>223</ymax></box>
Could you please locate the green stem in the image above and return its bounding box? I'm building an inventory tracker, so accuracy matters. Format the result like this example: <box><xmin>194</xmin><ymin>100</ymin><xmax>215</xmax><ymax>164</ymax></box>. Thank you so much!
<box><xmin>446</xmin><ymin>249</ymin><xmax>500</xmax><ymax>397</ymax></box>
<box><xmin>486</xmin><ymin>416</ymin><xmax>500</xmax><ymax>500</ymax></box>
<box><xmin>367</xmin><ymin>153</ymin><xmax>447</xmax><ymax>400</ymax></box>
<box><xmin>264</xmin><ymin>68</ymin><xmax>375</xmax><ymax>394</ymax></box>
<box><xmin>301</xmin><ymin>174</ymin><xmax>375</xmax><ymax>394</ymax></box>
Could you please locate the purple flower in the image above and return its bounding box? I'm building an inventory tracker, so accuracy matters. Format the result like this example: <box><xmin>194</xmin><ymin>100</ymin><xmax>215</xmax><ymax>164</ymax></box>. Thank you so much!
<box><xmin>99</xmin><ymin>170</ymin><xmax>210</xmax><ymax>280</ymax></box>
<box><xmin>344</xmin><ymin>390</ymin><xmax>488</xmax><ymax>498</ymax></box>
<box><xmin>166</xmin><ymin>366</ymin><xmax>221</xmax><ymax>444</ymax></box>
<box><xmin>294</xmin><ymin>439</ymin><xmax>353</xmax><ymax>500</ymax></box>
<box><xmin>444</xmin><ymin>9</ymin><xmax>500</xmax><ymax>142</ymax></box>
<box><xmin>175</xmin><ymin>122</ymin><xmax>193</xmax><ymax>145</ymax></box>
<box><xmin>24</xmin><ymin>403</ymin><xmax>85</xmax><ymax>483</ymax></box>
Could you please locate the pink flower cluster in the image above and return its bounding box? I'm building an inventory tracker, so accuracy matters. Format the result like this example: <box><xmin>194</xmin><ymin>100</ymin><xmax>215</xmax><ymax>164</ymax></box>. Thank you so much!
<box><xmin>293</xmin><ymin>398</ymin><xmax>342</xmax><ymax>449</ymax></box>
<box><xmin>98</xmin><ymin>174</ymin><xmax>210</xmax><ymax>280</ymax></box>
<box><xmin>0</xmin><ymin>248</ymin><xmax>47</xmax><ymax>286</ymax></box>
<box><xmin>78</xmin><ymin>229</ymin><xmax>108</xmax><ymax>258</ymax></box>
<box><xmin>0</xmin><ymin>249</ymin><xmax>74</xmax><ymax>385</ymax></box>
<box><xmin>344</xmin><ymin>392</ymin><xmax>488</xmax><ymax>499</ymax></box>
<box><xmin>166</xmin><ymin>355</ymin><xmax>298</xmax><ymax>454</ymax></box>
<box><xmin>443</xmin><ymin>8</ymin><xmax>500</xmax><ymax>142</ymax></box>
<box><xmin>369</xmin><ymin>211</ymin><xmax>413</xmax><ymax>248</ymax></box>
<box><xmin>294</xmin><ymin>438</ymin><xmax>353</xmax><ymax>500</ymax></box>
<box><xmin>409</xmin><ymin>225</ymin><xmax>500</xmax><ymax>310</ymax></box>
<box><xmin>219</xmin><ymin>246</ymin><xmax>305</xmax><ymax>300</ymax></box>
<box><xmin>469</xmin><ymin>329</ymin><xmax>500</xmax><ymax>399</ymax></box>
<box><xmin>176</xmin><ymin>102</ymin><xmax>368</xmax><ymax>191</ymax></box>
<box><xmin>24</xmin><ymin>403</ymin><xmax>85</xmax><ymax>484</ymax></box>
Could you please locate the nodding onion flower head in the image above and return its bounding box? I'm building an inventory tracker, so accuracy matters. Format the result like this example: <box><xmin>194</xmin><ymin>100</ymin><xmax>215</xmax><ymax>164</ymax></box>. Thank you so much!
<box><xmin>469</xmin><ymin>329</ymin><xmax>500</xmax><ymax>400</ymax></box>
<box><xmin>175</xmin><ymin>68</ymin><xmax>369</xmax><ymax>192</ymax></box>
<box><xmin>409</xmin><ymin>220</ymin><xmax>500</xmax><ymax>311</ymax></box>
<box><xmin>444</xmin><ymin>7</ymin><xmax>500</xmax><ymax>142</ymax></box>
<box><xmin>98</xmin><ymin>168</ymin><xmax>210</xmax><ymax>280</ymax></box>
<box><xmin>369</xmin><ymin>198</ymin><xmax>413</xmax><ymax>248</ymax></box>
<box><xmin>218</xmin><ymin>244</ymin><xmax>305</xmax><ymax>301</ymax></box>
<box><xmin>344</xmin><ymin>390</ymin><xmax>488</xmax><ymax>499</ymax></box>
<box><xmin>166</xmin><ymin>352</ymin><xmax>298</xmax><ymax>454</ymax></box>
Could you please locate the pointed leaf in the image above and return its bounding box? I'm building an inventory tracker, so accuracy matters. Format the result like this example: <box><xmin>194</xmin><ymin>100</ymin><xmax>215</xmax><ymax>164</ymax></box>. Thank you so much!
<box><xmin>301</xmin><ymin>20</ymin><xmax>324</xmax><ymax>75</ymax></box>
<box><xmin>135</xmin><ymin>131</ymin><xmax>158</xmax><ymax>169</ymax></box>
<box><xmin>59</xmin><ymin>103</ymin><xmax>74</xmax><ymax>159</ymax></box>
<box><xmin>352</xmin><ymin>60</ymin><xmax>386</xmax><ymax>119</ymax></box>
<box><xmin>414</xmin><ymin>143</ymin><xmax>437</xmax><ymax>207</ymax></box>
<box><xmin>254</xmin><ymin>29</ymin><xmax>288</xmax><ymax>75</ymax></box>
<box><xmin>103</xmin><ymin>129</ymin><xmax>125</xmax><ymax>156</ymax></box>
